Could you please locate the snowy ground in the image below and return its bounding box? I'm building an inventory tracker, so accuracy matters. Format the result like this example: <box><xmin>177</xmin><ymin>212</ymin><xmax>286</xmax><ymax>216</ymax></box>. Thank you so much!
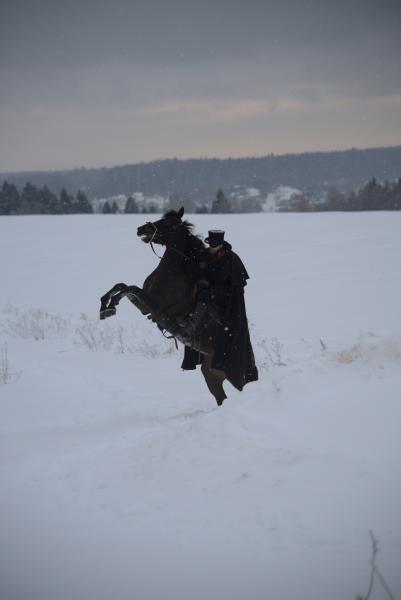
<box><xmin>1</xmin><ymin>212</ymin><xmax>400</xmax><ymax>600</ymax></box>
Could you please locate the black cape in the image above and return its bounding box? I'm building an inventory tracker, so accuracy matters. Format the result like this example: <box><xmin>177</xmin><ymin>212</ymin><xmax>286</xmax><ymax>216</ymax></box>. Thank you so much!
<box><xmin>181</xmin><ymin>245</ymin><xmax>258</xmax><ymax>391</ymax></box>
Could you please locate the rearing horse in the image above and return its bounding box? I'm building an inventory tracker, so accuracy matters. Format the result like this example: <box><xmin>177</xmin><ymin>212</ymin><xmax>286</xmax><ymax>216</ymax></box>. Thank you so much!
<box><xmin>99</xmin><ymin>207</ymin><xmax>229</xmax><ymax>405</ymax></box>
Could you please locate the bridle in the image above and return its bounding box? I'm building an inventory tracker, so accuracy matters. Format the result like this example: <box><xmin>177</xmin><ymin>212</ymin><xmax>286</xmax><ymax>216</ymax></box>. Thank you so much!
<box><xmin>146</xmin><ymin>219</ymin><xmax>193</xmax><ymax>262</ymax></box>
<box><xmin>146</xmin><ymin>221</ymin><xmax>164</xmax><ymax>259</ymax></box>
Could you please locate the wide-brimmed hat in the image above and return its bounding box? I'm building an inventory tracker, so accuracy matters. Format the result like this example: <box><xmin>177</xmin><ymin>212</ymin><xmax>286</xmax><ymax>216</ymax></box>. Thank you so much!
<box><xmin>205</xmin><ymin>229</ymin><xmax>225</xmax><ymax>247</ymax></box>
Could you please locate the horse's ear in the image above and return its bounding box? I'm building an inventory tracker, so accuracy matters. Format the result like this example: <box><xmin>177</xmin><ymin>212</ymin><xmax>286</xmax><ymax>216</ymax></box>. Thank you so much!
<box><xmin>177</xmin><ymin>206</ymin><xmax>184</xmax><ymax>219</ymax></box>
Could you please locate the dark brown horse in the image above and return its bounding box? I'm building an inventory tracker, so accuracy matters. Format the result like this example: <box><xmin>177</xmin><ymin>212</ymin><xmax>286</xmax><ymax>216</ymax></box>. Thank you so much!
<box><xmin>100</xmin><ymin>207</ymin><xmax>229</xmax><ymax>405</ymax></box>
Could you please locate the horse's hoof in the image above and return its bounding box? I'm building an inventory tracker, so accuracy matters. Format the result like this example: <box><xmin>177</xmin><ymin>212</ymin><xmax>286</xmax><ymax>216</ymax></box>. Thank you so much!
<box><xmin>99</xmin><ymin>307</ymin><xmax>116</xmax><ymax>320</ymax></box>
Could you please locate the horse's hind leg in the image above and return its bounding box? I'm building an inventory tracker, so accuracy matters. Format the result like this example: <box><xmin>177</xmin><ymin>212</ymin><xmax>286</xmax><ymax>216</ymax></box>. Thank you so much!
<box><xmin>201</xmin><ymin>355</ymin><xmax>227</xmax><ymax>406</ymax></box>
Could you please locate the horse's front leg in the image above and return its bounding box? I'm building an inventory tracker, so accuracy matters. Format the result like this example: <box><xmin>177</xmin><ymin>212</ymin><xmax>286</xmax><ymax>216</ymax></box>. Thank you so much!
<box><xmin>99</xmin><ymin>284</ymin><xmax>151</xmax><ymax>319</ymax></box>
<box><xmin>125</xmin><ymin>285</ymin><xmax>151</xmax><ymax>315</ymax></box>
<box><xmin>99</xmin><ymin>283</ymin><xmax>128</xmax><ymax>319</ymax></box>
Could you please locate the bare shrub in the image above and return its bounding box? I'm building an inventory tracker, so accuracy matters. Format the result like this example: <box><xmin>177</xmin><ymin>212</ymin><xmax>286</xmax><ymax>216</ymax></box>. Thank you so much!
<box><xmin>256</xmin><ymin>337</ymin><xmax>287</xmax><ymax>370</ymax></box>
<box><xmin>0</xmin><ymin>342</ymin><xmax>9</xmax><ymax>384</ymax></box>
<box><xmin>356</xmin><ymin>531</ymin><xmax>395</xmax><ymax>600</ymax></box>
<box><xmin>0</xmin><ymin>306</ymin><xmax>175</xmax><ymax>359</ymax></box>
<box><xmin>0</xmin><ymin>307</ymin><xmax>68</xmax><ymax>341</ymax></box>
<box><xmin>138</xmin><ymin>337</ymin><xmax>175</xmax><ymax>358</ymax></box>
<box><xmin>75</xmin><ymin>314</ymin><xmax>175</xmax><ymax>358</ymax></box>
<box><xmin>75</xmin><ymin>314</ymin><xmax>116</xmax><ymax>351</ymax></box>
<box><xmin>0</xmin><ymin>342</ymin><xmax>21</xmax><ymax>385</ymax></box>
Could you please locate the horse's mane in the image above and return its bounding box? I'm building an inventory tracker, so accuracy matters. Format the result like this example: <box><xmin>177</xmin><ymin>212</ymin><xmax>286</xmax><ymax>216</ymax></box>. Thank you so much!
<box><xmin>163</xmin><ymin>209</ymin><xmax>195</xmax><ymax>235</ymax></box>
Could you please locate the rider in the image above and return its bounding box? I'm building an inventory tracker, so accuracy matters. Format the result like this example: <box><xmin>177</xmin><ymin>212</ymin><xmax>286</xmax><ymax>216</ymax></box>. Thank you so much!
<box><xmin>181</xmin><ymin>228</ymin><xmax>258</xmax><ymax>389</ymax></box>
<box><xmin>188</xmin><ymin>229</ymin><xmax>249</xmax><ymax>332</ymax></box>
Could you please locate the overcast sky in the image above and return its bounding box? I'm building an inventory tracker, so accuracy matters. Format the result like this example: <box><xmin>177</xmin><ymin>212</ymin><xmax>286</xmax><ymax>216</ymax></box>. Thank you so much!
<box><xmin>1</xmin><ymin>0</ymin><xmax>400</xmax><ymax>172</ymax></box>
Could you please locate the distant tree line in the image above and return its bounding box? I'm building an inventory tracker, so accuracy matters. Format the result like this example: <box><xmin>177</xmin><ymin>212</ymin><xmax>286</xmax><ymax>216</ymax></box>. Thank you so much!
<box><xmin>0</xmin><ymin>181</ymin><xmax>93</xmax><ymax>215</ymax></box>
<box><xmin>0</xmin><ymin>182</ymin><xmax>241</xmax><ymax>215</ymax></box>
<box><xmin>279</xmin><ymin>178</ymin><xmax>401</xmax><ymax>212</ymax></box>
<box><xmin>3</xmin><ymin>178</ymin><xmax>400</xmax><ymax>216</ymax></box>
<box><xmin>102</xmin><ymin>188</ymin><xmax>247</xmax><ymax>214</ymax></box>
<box><xmin>169</xmin><ymin>188</ymin><xmax>261</xmax><ymax>214</ymax></box>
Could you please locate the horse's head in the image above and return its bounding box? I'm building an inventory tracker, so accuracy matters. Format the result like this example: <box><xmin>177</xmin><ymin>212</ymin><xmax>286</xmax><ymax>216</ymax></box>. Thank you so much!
<box><xmin>137</xmin><ymin>207</ymin><xmax>188</xmax><ymax>245</ymax></box>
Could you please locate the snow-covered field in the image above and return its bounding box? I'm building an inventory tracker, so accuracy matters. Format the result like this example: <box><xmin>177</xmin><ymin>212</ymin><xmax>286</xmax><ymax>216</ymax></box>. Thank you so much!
<box><xmin>1</xmin><ymin>212</ymin><xmax>400</xmax><ymax>600</ymax></box>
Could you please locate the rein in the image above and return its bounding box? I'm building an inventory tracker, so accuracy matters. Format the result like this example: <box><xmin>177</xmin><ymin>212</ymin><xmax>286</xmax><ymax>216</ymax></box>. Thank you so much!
<box><xmin>150</xmin><ymin>241</ymin><xmax>163</xmax><ymax>259</ymax></box>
